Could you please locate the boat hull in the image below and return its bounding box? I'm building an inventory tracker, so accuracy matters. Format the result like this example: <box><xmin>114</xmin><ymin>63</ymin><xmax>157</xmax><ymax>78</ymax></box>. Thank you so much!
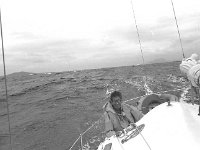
<box><xmin>98</xmin><ymin>101</ymin><xmax>200</xmax><ymax>150</ymax></box>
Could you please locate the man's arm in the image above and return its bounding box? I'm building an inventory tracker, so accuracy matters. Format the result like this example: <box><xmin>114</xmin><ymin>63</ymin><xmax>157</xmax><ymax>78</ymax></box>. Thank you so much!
<box><xmin>128</xmin><ymin>104</ymin><xmax>144</xmax><ymax>122</ymax></box>
<box><xmin>104</xmin><ymin>112</ymin><xmax>115</xmax><ymax>137</ymax></box>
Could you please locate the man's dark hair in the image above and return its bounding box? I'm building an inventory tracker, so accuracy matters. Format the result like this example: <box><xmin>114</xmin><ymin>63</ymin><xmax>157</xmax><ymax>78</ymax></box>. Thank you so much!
<box><xmin>110</xmin><ymin>91</ymin><xmax>122</xmax><ymax>101</ymax></box>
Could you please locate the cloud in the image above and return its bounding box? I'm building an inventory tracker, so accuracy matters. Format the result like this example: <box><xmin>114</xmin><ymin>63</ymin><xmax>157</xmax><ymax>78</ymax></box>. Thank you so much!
<box><xmin>1</xmin><ymin>6</ymin><xmax>200</xmax><ymax>75</ymax></box>
<box><xmin>5</xmin><ymin>39</ymin><xmax>81</xmax><ymax>63</ymax></box>
<box><xmin>11</xmin><ymin>32</ymin><xmax>40</xmax><ymax>40</ymax></box>
<box><xmin>1</xmin><ymin>36</ymin><xmax>128</xmax><ymax>73</ymax></box>
<box><xmin>107</xmin><ymin>12</ymin><xmax>200</xmax><ymax>57</ymax></box>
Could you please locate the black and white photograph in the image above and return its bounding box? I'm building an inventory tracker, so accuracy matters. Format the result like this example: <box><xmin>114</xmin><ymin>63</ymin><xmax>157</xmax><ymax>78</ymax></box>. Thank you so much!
<box><xmin>0</xmin><ymin>0</ymin><xmax>200</xmax><ymax>149</ymax></box>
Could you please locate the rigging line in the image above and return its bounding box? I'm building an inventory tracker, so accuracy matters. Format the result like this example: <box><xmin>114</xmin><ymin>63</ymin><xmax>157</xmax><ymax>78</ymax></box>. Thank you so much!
<box><xmin>69</xmin><ymin>99</ymin><xmax>106</xmax><ymax>149</ymax></box>
<box><xmin>130</xmin><ymin>0</ymin><xmax>145</xmax><ymax>65</ymax></box>
<box><xmin>130</xmin><ymin>2</ymin><xmax>153</xmax><ymax>146</ymax></box>
<box><xmin>130</xmin><ymin>0</ymin><xmax>150</xmax><ymax>96</ymax></box>
<box><xmin>75</xmin><ymin>96</ymin><xmax>108</xmax><ymax>138</ymax></box>
<box><xmin>69</xmin><ymin>115</ymin><xmax>104</xmax><ymax>150</ymax></box>
<box><xmin>136</xmin><ymin>126</ymin><xmax>152</xmax><ymax>150</ymax></box>
<box><xmin>170</xmin><ymin>0</ymin><xmax>185</xmax><ymax>58</ymax></box>
<box><xmin>0</xmin><ymin>8</ymin><xmax>13</xmax><ymax>150</ymax></box>
<box><xmin>69</xmin><ymin>93</ymin><xmax>110</xmax><ymax>149</ymax></box>
<box><xmin>69</xmin><ymin>136</ymin><xmax>81</xmax><ymax>150</ymax></box>
<box><xmin>80</xmin><ymin>133</ymin><xmax>83</xmax><ymax>150</ymax></box>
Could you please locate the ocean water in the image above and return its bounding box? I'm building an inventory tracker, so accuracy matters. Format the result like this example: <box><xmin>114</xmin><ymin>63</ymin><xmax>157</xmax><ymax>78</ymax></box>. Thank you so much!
<box><xmin>0</xmin><ymin>61</ymin><xmax>192</xmax><ymax>150</ymax></box>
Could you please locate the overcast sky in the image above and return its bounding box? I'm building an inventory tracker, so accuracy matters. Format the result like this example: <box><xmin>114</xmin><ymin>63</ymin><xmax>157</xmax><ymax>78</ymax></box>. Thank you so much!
<box><xmin>0</xmin><ymin>0</ymin><xmax>200</xmax><ymax>75</ymax></box>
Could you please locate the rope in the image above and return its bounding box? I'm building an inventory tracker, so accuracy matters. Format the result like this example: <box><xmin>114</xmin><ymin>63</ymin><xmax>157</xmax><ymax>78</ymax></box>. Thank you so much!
<box><xmin>69</xmin><ymin>136</ymin><xmax>81</xmax><ymax>150</ymax></box>
<box><xmin>0</xmin><ymin>8</ymin><xmax>13</xmax><ymax>150</ymax></box>
<box><xmin>81</xmin><ymin>115</ymin><xmax>103</xmax><ymax>136</ymax></box>
<box><xmin>80</xmin><ymin>133</ymin><xmax>83</xmax><ymax>150</ymax></box>
<box><xmin>135</xmin><ymin>126</ymin><xmax>152</xmax><ymax>150</ymax></box>
<box><xmin>130</xmin><ymin>0</ymin><xmax>160</xmax><ymax>99</ymax></box>
<box><xmin>68</xmin><ymin>115</ymin><xmax>104</xmax><ymax>150</ymax></box>
<box><xmin>170</xmin><ymin>0</ymin><xmax>185</xmax><ymax>58</ymax></box>
<box><xmin>130</xmin><ymin>0</ymin><xmax>145</xmax><ymax>65</ymax></box>
<box><xmin>124</xmin><ymin>95</ymin><xmax>145</xmax><ymax>103</ymax></box>
<box><xmin>68</xmin><ymin>95</ymin><xmax>108</xmax><ymax>150</ymax></box>
<box><xmin>130</xmin><ymin>0</ymin><xmax>152</xmax><ymax>98</ymax></box>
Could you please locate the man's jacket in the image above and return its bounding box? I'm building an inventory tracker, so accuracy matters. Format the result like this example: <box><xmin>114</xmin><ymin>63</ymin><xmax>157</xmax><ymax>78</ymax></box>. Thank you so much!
<box><xmin>103</xmin><ymin>102</ymin><xmax>143</xmax><ymax>133</ymax></box>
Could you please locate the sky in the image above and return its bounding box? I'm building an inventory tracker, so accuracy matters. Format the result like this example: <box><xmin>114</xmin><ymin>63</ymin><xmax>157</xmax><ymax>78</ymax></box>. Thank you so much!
<box><xmin>0</xmin><ymin>0</ymin><xmax>200</xmax><ymax>75</ymax></box>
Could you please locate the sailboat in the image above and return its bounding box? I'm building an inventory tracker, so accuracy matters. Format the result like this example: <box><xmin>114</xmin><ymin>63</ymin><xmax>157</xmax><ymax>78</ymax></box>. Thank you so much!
<box><xmin>97</xmin><ymin>0</ymin><xmax>200</xmax><ymax>149</ymax></box>
<box><xmin>97</xmin><ymin>89</ymin><xmax>200</xmax><ymax>150</ymax></box>
<box><xmin>1</xmin><ymin>0</ymin><xmax>200</xmax><ymax>150</ymax></box>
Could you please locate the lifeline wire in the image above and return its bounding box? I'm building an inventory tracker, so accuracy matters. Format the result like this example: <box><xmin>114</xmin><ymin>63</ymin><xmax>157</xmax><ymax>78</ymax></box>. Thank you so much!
<box><xmin>0</xmin><ymin>8</ymin><xmax>13</xmax><ymax>150</ymax></box>
<box><xmin>170</xmin><ymin>0</ymin><xmax>185</xmax><ymax>58</ymax></box>
<box><xmin>80</xmin><ymin>133</ymin><xmax>83</xmax><ymax>150</ymax></box>
<box><xmin>69</xmin><ymin>136</ymin><xmax>81</xmax><ymax>150</ymax></box>
<box><xmin>69</xmin><ymin>94</ymin><xmax>109</xmax><ymax>150</ymax></box>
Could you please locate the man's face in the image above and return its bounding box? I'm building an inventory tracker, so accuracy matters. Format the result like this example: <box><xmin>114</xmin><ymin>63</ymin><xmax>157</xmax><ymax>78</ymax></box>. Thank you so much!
<box><xmin>111</xmin><ymin>96</ymin><xmax>122</xmax><ymax>110</ymax></box>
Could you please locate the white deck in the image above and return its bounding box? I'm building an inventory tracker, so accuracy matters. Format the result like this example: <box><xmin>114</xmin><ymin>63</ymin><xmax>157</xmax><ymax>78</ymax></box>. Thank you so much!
<box><xmin>98</xmin><ymin>101</ymin><xmax>200</xmax><ymax>150</ymax></box>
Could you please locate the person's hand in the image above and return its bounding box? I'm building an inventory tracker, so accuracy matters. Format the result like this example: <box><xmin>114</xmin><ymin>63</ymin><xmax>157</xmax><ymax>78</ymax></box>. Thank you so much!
<box><xmin>125</xmin><ymin>123</ymin><xmax>136</xmax><ymax>133</ymax></box>
<box><xmin>130</xmin><ymin>123</ymin><xmax>136</xmax><ymax>128</ymax></box>
<box><xmin>116</xmin><ymin>131</ymin><xmax>123</xmax><ymax>137</ymax></box>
